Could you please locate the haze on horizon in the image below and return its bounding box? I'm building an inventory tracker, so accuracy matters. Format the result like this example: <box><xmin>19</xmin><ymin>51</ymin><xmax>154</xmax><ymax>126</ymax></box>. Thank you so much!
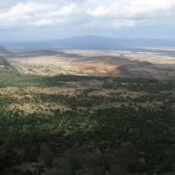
<box><xmin>0</xmin><ymin>0</ymin><xmax>175</xmax><ymax>42</ymax></box>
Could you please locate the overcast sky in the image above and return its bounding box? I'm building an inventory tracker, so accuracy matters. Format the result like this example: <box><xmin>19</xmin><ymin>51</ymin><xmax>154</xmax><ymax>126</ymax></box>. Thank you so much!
<box><xmin>0</xmin><ymin>0</ymin><xmax>175</xmax><ymax>42</ymax></box>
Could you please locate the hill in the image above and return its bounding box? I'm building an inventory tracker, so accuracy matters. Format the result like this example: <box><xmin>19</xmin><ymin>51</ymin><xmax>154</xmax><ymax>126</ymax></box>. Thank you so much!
<box><xmin>3</xmin><ymin>36</ymin><xmax>175</xmax><ymax>50</ymax></box>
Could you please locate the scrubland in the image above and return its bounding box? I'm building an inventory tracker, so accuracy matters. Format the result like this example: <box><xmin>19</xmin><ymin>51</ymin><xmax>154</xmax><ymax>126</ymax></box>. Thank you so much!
<box><xmin>0</xmin><ymin>50</ymin><xmax>175</xmax><ymax>175</ymax></box>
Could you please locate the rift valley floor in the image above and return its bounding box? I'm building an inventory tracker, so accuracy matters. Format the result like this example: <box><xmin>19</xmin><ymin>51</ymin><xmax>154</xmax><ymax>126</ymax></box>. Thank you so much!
<box><xmin>1</xmin><ymin>47</ymin><xmax>175</xmax><ymax>79</ymax></box>
<box><xmin>0</xmin><ymin>46</ymin><xmax>175</xmax><ymax>175</ymax></box>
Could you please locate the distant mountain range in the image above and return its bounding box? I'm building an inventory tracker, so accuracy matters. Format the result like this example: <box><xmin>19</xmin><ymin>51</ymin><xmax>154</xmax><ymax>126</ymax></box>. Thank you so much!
<box><xmin>2</xmin><ymin>36</ymin><xmax>175</xmax><ymax>50</ymax></box>
<box><xmin>51</xmin><ymin>36</ymin><xmax>175</xmax><ymax>49</ymax></box>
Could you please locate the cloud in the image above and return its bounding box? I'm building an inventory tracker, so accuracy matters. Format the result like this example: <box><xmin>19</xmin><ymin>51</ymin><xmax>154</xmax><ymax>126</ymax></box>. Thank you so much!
<box><xmin>47</xmin><ymin>4</ymin><xmax>77</xmax><ymax>16</ymax></box>
<box><xmin>0</xmin><ymin>1</ymin><xmax>50</xmax><ymax>26</ymax></box>
<box><xmin>0</xmin><ymin>0</ymin><xmax>175</xmax><ymax>29</ymax></box>
<box><xmin>87</xmin><ymin>0</ymin><xmax>175</xmax><ymax>18</ymax></box>
<box><xmin>34</xmin><ymin>19</ymin><xmax>53</xmax><ymax>26</ymax></box>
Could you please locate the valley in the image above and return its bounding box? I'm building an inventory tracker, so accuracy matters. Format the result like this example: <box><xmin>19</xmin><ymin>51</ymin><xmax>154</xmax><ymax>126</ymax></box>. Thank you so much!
<box><xmin>0</xmin><ymin>47</ymin><xmax>175</xmax><ymax>175</ymax></box>
<box><xmin>1</xmin><ymin>47</ymin><xmax>175</xmax><ymax>79</ymax></box>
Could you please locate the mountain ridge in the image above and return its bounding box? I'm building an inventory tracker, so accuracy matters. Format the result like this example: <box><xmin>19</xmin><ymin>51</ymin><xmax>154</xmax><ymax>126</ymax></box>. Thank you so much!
<box><xmin>2</xmin><ymin>36</ymin><xmax>175</xmax><ymax>49</ymax></box>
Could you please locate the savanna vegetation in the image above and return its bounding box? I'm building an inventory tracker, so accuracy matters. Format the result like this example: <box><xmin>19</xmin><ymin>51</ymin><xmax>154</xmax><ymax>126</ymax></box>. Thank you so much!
<box><xmin>0</xmin><ymin>56</ymin><xmax>175</xmax><ymax>175</ymax></box>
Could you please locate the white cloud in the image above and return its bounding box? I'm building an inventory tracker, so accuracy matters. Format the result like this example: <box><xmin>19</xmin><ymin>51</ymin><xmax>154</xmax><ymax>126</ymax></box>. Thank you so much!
<box><xmin>87</xmin><ymin>0</ymin><xmax>175</xmax><ymax>18</ymax></box>
<box><xmin>48</xmin><ymin>4</ymin><xmax>77</xmax><ymax>16</ymax></box>
<box><xmin>0</xmin><ymin>1</ymin><xmax>49</xmax><ymax>20</ymax></box>
<box><xmin>0</xmin><ymin>0</ymin><xmax>175</xmax><ymax>29</ymax></box>
<box><xmin>0</xmin><ymin>1</ymin><xmax>50</xmax><ymax>26</ymax></box>
<box><xmin>34</xmin><ymin>19</ymin><xmax>53</xmax><ymax>26</ymax></box>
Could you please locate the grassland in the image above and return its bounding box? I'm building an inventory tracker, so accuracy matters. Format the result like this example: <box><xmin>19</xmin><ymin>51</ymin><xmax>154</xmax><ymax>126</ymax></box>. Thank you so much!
<box><xmin>3</xmin><ymin>49</ymin><xmax>175</xmax><ymax>80</ymax></box>
<box><xmin>64</xmin><ymin>49</ymin><xmax>175</xmax><ymax>64</ymax></box>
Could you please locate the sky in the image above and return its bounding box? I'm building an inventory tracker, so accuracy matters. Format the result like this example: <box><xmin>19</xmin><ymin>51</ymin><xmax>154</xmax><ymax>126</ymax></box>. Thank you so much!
<box><xmin>0</xmin><ymin>0</ymin><xmax>175</xmax><ymax>42</ymax></box>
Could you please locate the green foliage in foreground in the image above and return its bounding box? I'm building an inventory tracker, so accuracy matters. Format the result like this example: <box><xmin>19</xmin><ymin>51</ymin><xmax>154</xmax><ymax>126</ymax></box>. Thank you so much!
<box><xmin>0</xmin><ymin>65</ymin><xmax>175</xmax><ymax>175</ymax></box>
<box><xmin>0</xmin><ymin>107</ymin><xmax>174</xmax><ymax>175</ymax></box>
<box><xmin>0</xmin><ymin>73</ymin><xmax>105</xmax><ymax>88</ymax></box>
<box><xmin>1</xmin><ymin>73</ymin><xmax>175</xmax><ymax>93</ymax></box>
